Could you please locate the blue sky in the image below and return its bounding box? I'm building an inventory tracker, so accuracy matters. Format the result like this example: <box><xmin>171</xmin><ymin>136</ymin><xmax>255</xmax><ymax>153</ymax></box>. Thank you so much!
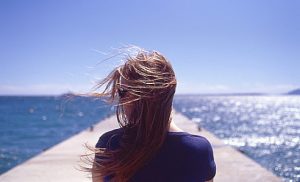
<box><xmin>0</xmin><ymin>0</ymin><xmax>299</xmax><ymax>95</ymax></box>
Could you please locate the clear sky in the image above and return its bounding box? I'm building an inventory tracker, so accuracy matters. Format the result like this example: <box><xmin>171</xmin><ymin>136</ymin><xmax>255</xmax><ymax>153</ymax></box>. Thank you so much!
<box><xmin>0</xmin><ymin>0</ymin><xmax>299</xmax><ymax>95</ymax></box>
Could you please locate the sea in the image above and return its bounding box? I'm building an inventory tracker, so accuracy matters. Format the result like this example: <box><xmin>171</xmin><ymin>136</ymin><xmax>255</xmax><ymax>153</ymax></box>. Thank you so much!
<box><xmin>173</xmin><ymin>95</ymin><xmax>300</xmax><ymax>182</ymax></box>
<box><xmin>0</xmin><ymin>95</ymin><xmax>299</xmax><ymax>181</ymax></box>
<box><xmin>0</xmin><ymin>95</ymin><xmax>113</xmax><ymax>175</ymax></box>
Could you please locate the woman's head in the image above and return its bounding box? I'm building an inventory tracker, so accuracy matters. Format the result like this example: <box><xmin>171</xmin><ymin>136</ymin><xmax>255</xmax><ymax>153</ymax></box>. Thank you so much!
<box><xmin>97</xmin><ymin>50</ymin><xmax>177</xmax><ymax>128</ymax></box>
<box><xmin>91</xmin><ymin>49</ymin><xmax>177</xmax><ymax>181</ymax></box>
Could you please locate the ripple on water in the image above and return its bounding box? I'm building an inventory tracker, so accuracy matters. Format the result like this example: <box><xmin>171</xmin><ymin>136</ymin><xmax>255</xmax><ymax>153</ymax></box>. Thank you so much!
<box><xmin>174</xmin><ymin>95</ymin><xmax>300</xmax><ymax>181</ymax></box>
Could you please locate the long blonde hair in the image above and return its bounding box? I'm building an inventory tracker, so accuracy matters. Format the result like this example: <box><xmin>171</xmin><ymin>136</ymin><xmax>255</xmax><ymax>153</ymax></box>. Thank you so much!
<box><xmin>84</xmin><ymin>50</ymin><xmax>177</xmax><ymax>181</ymax></box>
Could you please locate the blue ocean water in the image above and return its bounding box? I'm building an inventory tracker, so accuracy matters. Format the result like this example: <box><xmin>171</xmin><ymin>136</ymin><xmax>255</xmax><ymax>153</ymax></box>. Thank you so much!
<box><xmin>0</xmin><ymin>95</ymin><xmax>112</xmax><ymax>174</ymax></box>
<box><xmin>0</xmin><ymin>95</ymin><xmax>299</xmax><ymax>181</ymax></box>
<box><xmin>173</xmin><ymin>95</ymin><xmax>300</xmax><ymax>181</ymax></box>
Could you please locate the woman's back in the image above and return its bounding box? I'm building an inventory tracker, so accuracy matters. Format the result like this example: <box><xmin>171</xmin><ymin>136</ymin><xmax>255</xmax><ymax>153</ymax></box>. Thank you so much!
<box><xmin>96</xmin><ymin>128</ymin><xmax>216</xmax><ymax>182</ymax></box>
<box><xmin>83</xmin><ymin>49</ymin><xmax>216</xmax><ymax>181</ymax></box>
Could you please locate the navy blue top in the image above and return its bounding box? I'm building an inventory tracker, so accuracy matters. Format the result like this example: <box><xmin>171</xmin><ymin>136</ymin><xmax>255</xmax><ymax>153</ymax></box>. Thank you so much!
<box><xmin>96</xmin><ymin>128</ymin><xmax>216</xmax><ymax>182</ymax></box>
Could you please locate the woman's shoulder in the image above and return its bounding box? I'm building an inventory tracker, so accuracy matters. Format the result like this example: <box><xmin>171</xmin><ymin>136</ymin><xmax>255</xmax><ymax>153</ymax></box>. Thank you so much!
<box><xmin>165</xmin><ymin>132</ymin><xmax>216</xmax><ymax>180</ymax></box>
<box><xmin>167</xmin><ymin>132</ymin><xmax>213</xmax><ymax>154</ymax></box>
<box><xmin>168</xmin><ymin>131</ymin><xmax>212</xmax><ymax>144</ymax></box>
<box><xmin>100</xmin><ymin>128</ymin><xmax>123</xmax><ymax>138</ymax></box>
<box><xmin>95</xmin><ymin>128</ymin><xmax>123</xmax><ymax>148</ymax></box>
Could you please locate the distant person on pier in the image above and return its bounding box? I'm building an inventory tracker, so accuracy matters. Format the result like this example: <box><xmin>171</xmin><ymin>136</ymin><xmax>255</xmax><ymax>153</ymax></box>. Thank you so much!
<box><xmin>83</xmin><ymin>49</ymin><xmax>216</xmax><ymax>182</ymax></box>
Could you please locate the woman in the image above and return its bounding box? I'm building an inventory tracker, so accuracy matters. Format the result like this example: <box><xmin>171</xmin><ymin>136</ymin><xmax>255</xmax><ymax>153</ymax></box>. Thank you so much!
<box><xmin>88</xmin><ymin>50</ymin><xmax>216</xmax><ymax>182</ymax></box>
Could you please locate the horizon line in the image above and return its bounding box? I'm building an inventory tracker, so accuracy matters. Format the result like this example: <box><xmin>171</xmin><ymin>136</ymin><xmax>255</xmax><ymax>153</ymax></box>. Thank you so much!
<box><xmin>0</xmin><ymin>92</ymin><xmax>295</xmax><ymax>97</ymax></box>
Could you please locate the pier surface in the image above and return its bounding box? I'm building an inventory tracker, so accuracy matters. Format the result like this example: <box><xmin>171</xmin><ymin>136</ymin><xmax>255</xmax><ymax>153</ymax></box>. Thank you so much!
<box><xmin>0</xmin><ymin>112</ymin><xmax>281</xmax><ymax>182</ymax></box>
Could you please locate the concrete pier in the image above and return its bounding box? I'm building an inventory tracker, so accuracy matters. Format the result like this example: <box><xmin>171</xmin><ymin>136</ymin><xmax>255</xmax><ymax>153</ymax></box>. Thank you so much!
<box><xmin>0</xmin><ymin>112</ymin><xmax>282</xmax><ymax>182</ymax></box>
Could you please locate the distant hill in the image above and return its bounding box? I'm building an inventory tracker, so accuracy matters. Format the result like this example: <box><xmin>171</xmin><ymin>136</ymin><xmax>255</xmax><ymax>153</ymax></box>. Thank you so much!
<box><xmin>287</xmin><ymin>88</ymin><xmax>300</xmax><ymax>95</ymax></box>
<box><xmin>176</xmin><ymin>93</ymin><xmax>267</xmax><ymax>96</ymax></box>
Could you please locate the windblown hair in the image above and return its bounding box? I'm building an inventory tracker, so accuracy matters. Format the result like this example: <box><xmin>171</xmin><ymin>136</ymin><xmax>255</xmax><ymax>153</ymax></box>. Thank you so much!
<box><xmin>83</xmin><ymin>50</ymin><xmax>177</xmax><ymax>181</ymax></box>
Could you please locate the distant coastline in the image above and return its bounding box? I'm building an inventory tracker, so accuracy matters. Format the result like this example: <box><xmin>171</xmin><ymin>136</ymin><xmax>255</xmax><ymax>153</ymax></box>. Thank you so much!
<box><xmin>175</xmin><ymin>93</ymin><xmax>268</xmax><ymax>96</ymax></box>
<box><xmin>1</xmin><ymin>88</ymin><xmax>300</xmax><ymax>97</ymax></box>
<box><xmin>286</xmin><ymin>88</ymin><xmax>300</xmax><ymax>95</ymax></box>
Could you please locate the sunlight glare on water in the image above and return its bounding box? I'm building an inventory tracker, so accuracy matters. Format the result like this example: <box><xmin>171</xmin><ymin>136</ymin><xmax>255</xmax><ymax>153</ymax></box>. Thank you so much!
<box><xmin>174</xmin><ymin>95</ymin><xmax>300</xmax><ymax>181</ymax></box>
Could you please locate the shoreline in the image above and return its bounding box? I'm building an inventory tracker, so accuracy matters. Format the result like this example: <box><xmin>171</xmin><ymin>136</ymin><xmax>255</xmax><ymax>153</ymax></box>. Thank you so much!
<box><xmin>0</xmin><ymin>112</ymin><xmax>281</xmax><ymax>182</ymax></box>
